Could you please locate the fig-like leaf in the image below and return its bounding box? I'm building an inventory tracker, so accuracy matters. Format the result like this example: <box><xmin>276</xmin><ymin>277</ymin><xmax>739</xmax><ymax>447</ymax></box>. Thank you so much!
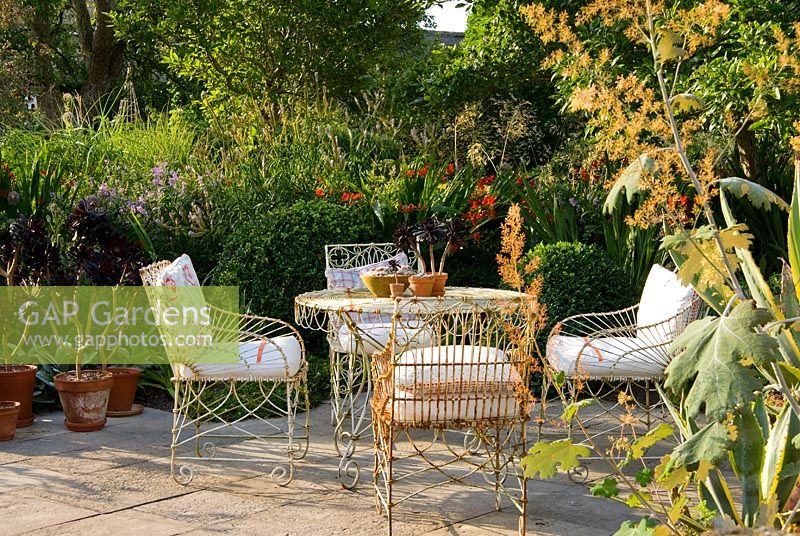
<box><xmin>665</xmin><ymin>300</ymin><xmax>777</xmax><ymax>421</ymax></box>
<box><xmin>669</xmin><ymin>93</ymin><xmax>705</xmax><ymax>114</ymax></box>
<box><xmin>603</xmin><ymin>154</ymin><xmax>655</xmax><ymax>214</ymax></box>
<box><xmin>656</xmin><ymin>29</ymin><xmax>686</xmax><ymax>63</ymax></box>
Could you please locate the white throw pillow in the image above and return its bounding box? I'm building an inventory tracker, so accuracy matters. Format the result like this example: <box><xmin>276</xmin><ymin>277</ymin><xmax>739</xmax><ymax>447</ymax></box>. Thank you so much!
<box><xmin>154</xmin><ymin>255</ymin><xmax>209</xmax><ymax>364</ymax></box>
<box><xmin>636</xmin><ymin>264</ymin><xmax>695</xmax><ymax>343</ymax></box>
<box><xmin>547</xmin><ymin>335</ymin><xmax>668</xmax><ymax>379</ymax></box>
<box><xmin>159</xmin><ymin>254</ymin><xmax>201</xmax><ymax>287</ymax></box>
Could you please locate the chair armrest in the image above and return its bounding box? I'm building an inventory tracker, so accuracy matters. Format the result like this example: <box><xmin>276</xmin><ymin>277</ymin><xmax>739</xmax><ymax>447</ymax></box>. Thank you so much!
<box><xmin>209</xmin><ymin>305</ymin><xmax>306</xmax><ymax>356</ymax></box>
<box><xmin>546</xmin><ymin>298</ymin><xmax>703</xmax><ymax>363</ymax></box>
<box><xmin>549</xmin><ymin>304</ymin><xmax>640</xmax><ymax>340</ymax></box>
<box><xmin>369</xmin><ymin>348</ymin><xmax>393</xmax><ymax>420</ymax></box>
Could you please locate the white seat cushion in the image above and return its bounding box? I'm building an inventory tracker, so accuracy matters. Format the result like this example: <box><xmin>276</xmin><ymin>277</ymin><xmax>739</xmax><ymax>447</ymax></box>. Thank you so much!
<box><xmin>336</xmin><ymin>321</ymin><xmax>433</xmax><ymax>355</ymax></box>
<box><xmin>394</xmin><ymin>345</ymin><xmax>523</xmax><ymax>395</ymax></box>
<box><xmin>383</xmin><ymin>344</ymin><xmax>525</xmax><ymax>423</ymax></box>
<box><xmin>547</xmin><ymin>335</ymin><xmax>668</xmax><ymax>379</ymax></box>
<box><xmin>174</xmin><ymin>335</ymin><xmax>303</xmax><ymax>380</ymax></box>
<box><xmin>636</xmin><ymin>264</ymin><xmax>695</xmax><ymax>343</ymax></box>
<box><xmin>389</xmin><ymin>389</ymin><xmax>519</xmax><ymax>423</ymax></box>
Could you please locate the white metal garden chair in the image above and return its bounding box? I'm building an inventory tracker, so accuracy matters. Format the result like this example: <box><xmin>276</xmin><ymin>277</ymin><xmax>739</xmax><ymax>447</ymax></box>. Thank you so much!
<box><xmin>371</xmin><ymin>298</ymin><xmax>534</xmax><ymax>535</ymax></box>
<box><xmin>543</xmin><ymin>264</ymin><xmax>702</xmax><ymax>463</ymax></box>
<box><xmin>140</xmin><ymin>255</ymin><xmax>309</xmax><ymax>486</ymax></box>
<box><xmin>322</xmin><ymin>243</ymin><xmax>418</xmax><ymax>473</ymax></box>
<box><xmin>324</xmin><ymin>242</ymin><xmax>417</xmax><ymax>357</ymax></box>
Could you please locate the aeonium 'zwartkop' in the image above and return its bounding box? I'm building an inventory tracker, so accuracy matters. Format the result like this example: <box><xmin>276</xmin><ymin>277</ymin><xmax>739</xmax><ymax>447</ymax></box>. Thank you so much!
<box><xmin>393</xmin><ymin>216</ymin><xmax>470</xmax><ymax>276</ymax></box>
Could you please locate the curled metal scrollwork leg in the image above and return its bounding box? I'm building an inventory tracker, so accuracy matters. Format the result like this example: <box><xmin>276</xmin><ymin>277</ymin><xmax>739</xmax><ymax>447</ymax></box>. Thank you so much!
<box><xmin>338</xmin><ymin>456</ymin><xmax>361</xmax><ymax>490</ymax></box>
<box><xmin>172</xmin><ymin>464</ymin><xmax>194</xmax><ymax>486</ymax></box>
<box><xmin>338</xmin><ymin>431</ymin><xmax>359</xmax><ymax>458</ymax></box>
<box><xmin>199</xmin><ymin>441</ymin><xmax>217</xmax><ymax>459</ymax></box>
<box><xmin>567</xmin><ymin>464</ymin><xmax>589</xmax><ymax>483</ymax></box>
<box><xmin>270</xmin><ymin>464</ymin><xmax>294</xmax><ymax>487</ymax></box>
<box><xmin>482</xmin><ymin>451</ymin><xmax>509</xmax><ymax>486</ymax></box>
<box><xmin>463</xmin><ymin>429</ymin><xmax>482</xmax><ymax>454</ymax></box>
<box><xmin>289</xmin><ymin>437</ymin><xmax>309</xmax><ymax>460</ymax></box>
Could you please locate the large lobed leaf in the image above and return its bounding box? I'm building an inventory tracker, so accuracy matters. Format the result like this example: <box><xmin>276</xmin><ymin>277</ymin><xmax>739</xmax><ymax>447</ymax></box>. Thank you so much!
<box><xmin>667</xmin><ymin>421</ymin><xmax>734</xmax><ymax>471</ymax></box>
<box><xmin>603</xmin><ymin>154</ymin><xmax>655</xmax><ymax>215</ymax></box>
<box><xmin>669</xmin><ymin>93</ymin><xmax>704</xmax><ymax>115</ymax></box>
<box><xmin>718</xmin><ymin>177</ymin><xmax>789</xmax><ymax>212</ymax></box>
<box><xmin>629</xmin><ymin>423</ymin><xmax>674</xmax><ymax>460</ymax></box>
<box><xmin>655</xmin><ymin>29</ymin><xmax>686</xmax><ymax>64</ymax></box>
<box><xmin>613</xmin><ymin>519</ymin><xmax>658</xmax><ymax>536</ymax></box>
<box><xmin>520</xmin><ymin>439</ymin><xmax>590</xmax><ymax>479</ymax></box>
<box><xmin>661</xmin><ymin>224</ymin><xmax>752</xmax><ymax>293</ymax></box>
<box><xmin>665</xmin><ymin>300</ymin><xmax>777</xmax><ymax>421</ymax></box>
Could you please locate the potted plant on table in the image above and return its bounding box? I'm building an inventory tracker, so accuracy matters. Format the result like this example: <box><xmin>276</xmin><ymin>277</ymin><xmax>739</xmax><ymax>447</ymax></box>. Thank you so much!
<box><xmin>360</xmin><ymin>259</ymin><xmax>415</xmax><ymax>298</ymax></box>
<box><xmin>394</xmin><ymin>216</ymin><xmax>470</xmax><ymax>297</ymax></box>
<box><xmin>430</xmin><ymin>217</ymin><xmax>469</xmax><ymax>296</ymax></box>
<box><xmin>394</xmin><ymin>222</ymin><xmax>435</xmax><ymax>297</ymax></box>
<box><xmin>387</xmin><ymin>260</ymin><xmax>407</xmax><ymax>298</ymax></box>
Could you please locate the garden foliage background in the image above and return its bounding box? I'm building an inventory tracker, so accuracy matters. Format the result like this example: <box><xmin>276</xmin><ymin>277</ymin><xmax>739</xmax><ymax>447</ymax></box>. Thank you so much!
<box><xmin>0</xmin><ymin>0</ymin><xmax>798</xmax><ymax>408</ymax></box>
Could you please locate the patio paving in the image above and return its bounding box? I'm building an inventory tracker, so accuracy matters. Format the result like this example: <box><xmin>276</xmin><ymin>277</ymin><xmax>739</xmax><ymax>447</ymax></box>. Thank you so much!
<box><xmin>0</xmin><ymin>402</ymin><xmax>635</xmax><ymax>535</ymax></box>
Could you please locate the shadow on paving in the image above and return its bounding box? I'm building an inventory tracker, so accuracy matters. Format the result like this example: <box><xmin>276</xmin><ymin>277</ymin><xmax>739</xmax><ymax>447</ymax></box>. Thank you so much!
<box><xmin>0</xmin><ymin>402</ymin><xmax>639</xmax><ymax>535</ymax></box>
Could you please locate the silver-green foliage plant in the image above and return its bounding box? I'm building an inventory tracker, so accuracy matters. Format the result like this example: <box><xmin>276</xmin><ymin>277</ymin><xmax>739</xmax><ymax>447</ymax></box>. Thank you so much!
<box><xmin>517</xmin><ymin>0</ymin><xmax>800</xmax><ymax>534</ymax></box>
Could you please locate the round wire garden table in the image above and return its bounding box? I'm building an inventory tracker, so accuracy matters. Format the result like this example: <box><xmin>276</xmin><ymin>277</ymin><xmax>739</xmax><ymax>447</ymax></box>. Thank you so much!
<box><xmin>294</xmin><ymin>287</ymin><xmax>528</xmax><ymax>489</ymax></box>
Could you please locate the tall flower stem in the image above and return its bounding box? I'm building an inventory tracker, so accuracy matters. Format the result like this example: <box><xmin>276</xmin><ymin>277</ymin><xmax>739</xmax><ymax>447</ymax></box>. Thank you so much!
<box><xmin>646</xmin><ymin>0</ymin><xmax>746</xmax><ymax>301</ymax></box>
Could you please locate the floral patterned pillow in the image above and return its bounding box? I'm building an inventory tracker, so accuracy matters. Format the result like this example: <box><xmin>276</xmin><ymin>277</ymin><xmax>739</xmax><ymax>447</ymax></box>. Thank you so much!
<box><xmin>159</xmin><ymin>254</ymin><xmax>200</xmax><ymax>287</ymax></box>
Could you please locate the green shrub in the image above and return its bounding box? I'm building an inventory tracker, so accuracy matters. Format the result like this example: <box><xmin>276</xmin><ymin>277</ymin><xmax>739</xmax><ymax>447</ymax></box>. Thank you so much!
<box><xmin>214</xmin><ymin>199</ymin><xmax>380</xmax><ymax>411</ymax></box>
<box><xmin>215</xmin><ymin>199</ymin><xmax>380</xmax><ymax>321</ymax></box>
<box><xmin>446</xmin><ymin>223</ymin><xmax>502</xmax><ymax>289</ymax></box>
<box><xmin>522</xmin><ymin>241</ymin><xmax>637</xmax><ymax>341</ymax></box>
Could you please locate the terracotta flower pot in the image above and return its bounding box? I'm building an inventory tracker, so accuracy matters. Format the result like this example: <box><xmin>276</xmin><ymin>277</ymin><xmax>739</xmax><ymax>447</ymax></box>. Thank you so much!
<box><xmin>389</xmin><ymin>282</ymin><xmax>406</xmax><ymax>298</ymax></box>
<box><xmin>409</xmin><ymin>275</ymin><xmax>434</xmax><ymax>297</ymax></box>
<box><xmin>0</xmin><ymin>365</ymin><xmax>37</xmax><ymax>427</ymax></box>
<box><xmin>0</xmin><ymin>401</ymin><xmax>21</xmax><ymax>441</ymax></box>
<box><xmin>428</xmin><ymin>272</ymin><xmax>448</xmax><ymax>297</ymax></box>
<box><xmin>54</xmin><ymin>371</ymin><xmax>114</xmax><ymax>432</ymax></box>
<box><xmin>106</xmin><ymin>367</ymin><xmax>142</xmax><ymax>417</ymax></box>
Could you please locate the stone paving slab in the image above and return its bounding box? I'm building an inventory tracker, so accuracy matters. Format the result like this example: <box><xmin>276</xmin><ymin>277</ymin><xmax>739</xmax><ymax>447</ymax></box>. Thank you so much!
<box><xmin>0</xmin><ymin>403</ymin><xmax>635</xmax><ymax>535</ymax></box>
<box><xmin>25</xmin><ymin>510</ymin><xmax>200</xmax><ymax>536</ymax></box>
<box><xmin>17</xmin><ymin>446</ymin><xmax>154</xmax><ymax>475</ymax></box>
<box><xmin>0</xmin><ymin>489</ymin><xmax>99</xmax><ymax>535</ymax></box>
<box><xmin>0</xmin><ymin>462</ymin><xmax>75</xmax><ymax>494</ymax></box>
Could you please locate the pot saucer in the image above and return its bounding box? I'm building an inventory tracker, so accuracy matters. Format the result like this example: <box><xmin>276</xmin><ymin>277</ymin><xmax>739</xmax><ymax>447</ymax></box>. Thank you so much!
<box><xmin>107</xmin><ymin>403</ymin><xmax>144</xmax><ymax>418</ymax></box>
<box><xmin>64</xmin><ymin>418</ymin><xmax>107</xmax><ymax>432</ymax></box>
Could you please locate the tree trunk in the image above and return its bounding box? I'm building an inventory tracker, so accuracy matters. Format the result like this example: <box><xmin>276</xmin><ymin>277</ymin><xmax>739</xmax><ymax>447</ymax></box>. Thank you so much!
<box><xmin>71</xmin><ymin>0</ymin><xmax>94</xmax><ymax>70</ymax></box>
<box><xmin>736</xmin><ymin>120</ymin><xmax>760</xmax><ymax>181</ymax></box>
<box><xmin>25</xmin><ymin>9</ymin><xmax>60</xmax><ymax>121</ymax></box>
<box><xmin>81</xmin><ymin>0</ymin><xmax>126</xmax><ymax>113</ymax></box>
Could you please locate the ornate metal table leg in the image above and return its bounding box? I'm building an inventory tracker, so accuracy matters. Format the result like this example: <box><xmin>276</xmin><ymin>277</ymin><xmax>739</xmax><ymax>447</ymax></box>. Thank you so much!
<box><xmin>331</xmin><ymin>348</ymin><xmax>373</xmax><ymax>489</ymax></box>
